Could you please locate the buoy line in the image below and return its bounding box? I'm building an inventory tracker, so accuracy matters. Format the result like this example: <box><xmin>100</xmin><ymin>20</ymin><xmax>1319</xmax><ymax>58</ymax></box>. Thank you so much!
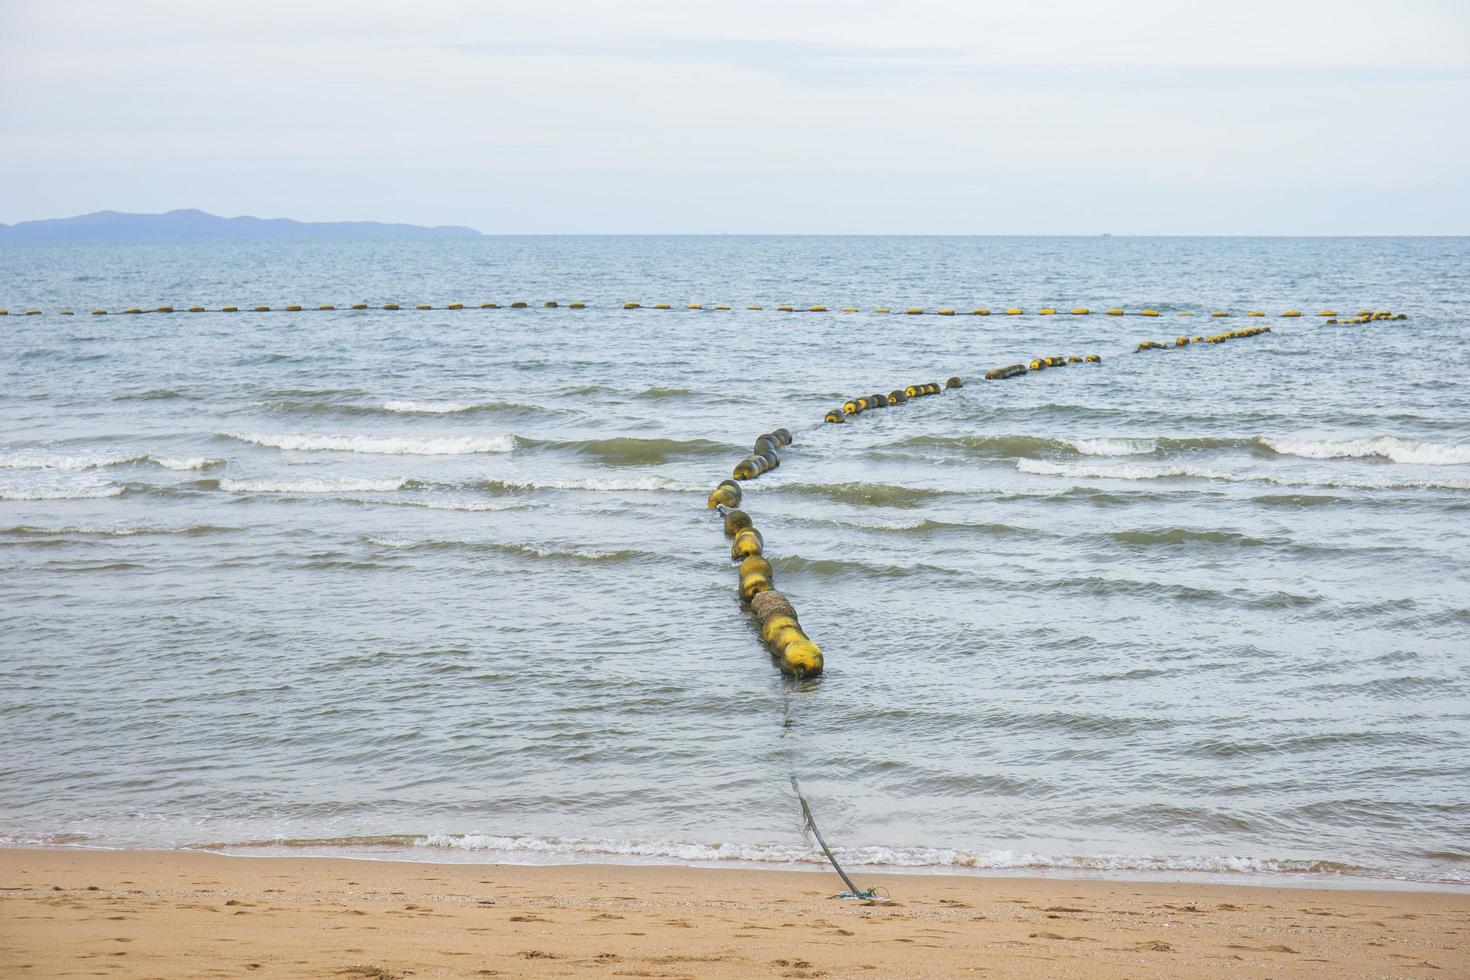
<box><xmin>0</xmin><ymin>303</ymin><xmax>1410</xmax><ymax>320</ymax></box>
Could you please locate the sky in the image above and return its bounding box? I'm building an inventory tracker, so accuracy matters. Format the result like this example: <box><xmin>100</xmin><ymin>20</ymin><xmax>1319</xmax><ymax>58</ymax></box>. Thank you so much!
<box><xmin>1</xmin><ymin>0</ymin><xmax>1468</xmax><ymax>234</ymax></box>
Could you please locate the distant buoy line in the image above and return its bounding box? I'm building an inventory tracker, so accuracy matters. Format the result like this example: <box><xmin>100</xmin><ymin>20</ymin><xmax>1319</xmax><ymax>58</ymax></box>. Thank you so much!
<box><xmin>0</xmin><ymin>303</ymin><xmax>1410</xmax><ymax>319</ymax></box>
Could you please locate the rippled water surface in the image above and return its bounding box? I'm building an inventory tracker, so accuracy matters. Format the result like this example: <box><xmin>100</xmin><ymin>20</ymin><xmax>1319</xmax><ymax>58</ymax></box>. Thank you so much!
<box><xmin>2</xmin><ymin>236</ymin><xmax>1468</xmax><ymax>886</ymax></box>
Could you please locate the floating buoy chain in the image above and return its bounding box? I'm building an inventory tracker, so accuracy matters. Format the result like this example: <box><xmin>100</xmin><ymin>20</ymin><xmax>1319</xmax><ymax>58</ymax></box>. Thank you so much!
<box><xmin>1136</xmin><ymin>325</ymin><xmax>1272</xmax><ymax>352</ymax></box>
<box><xmin>0</xmin><ymin>303</ymin><xmax>1408</xmax><ymax>319</ymax></box>
<box><xmin>708</xmin><ymin>428</ymin><xmax>822</xmax><ymax>678</ymax></box>
<box><xmin>821</xmin><ymin>377</ymin><xmax>964</xmax><ymax>424</ymax></box>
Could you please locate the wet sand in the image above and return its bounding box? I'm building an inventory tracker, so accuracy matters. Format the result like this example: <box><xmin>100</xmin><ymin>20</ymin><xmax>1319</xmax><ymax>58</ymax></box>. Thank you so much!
<box><xmin>2</xmin><ymin>848</ymin><xmax>1466</xmax><ymax>978</ymax></box>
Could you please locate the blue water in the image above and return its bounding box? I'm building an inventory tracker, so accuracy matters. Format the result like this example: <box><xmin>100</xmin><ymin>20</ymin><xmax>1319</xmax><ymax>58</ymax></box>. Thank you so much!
<box><xmin>2</xmin><ymin>236</ymin><xmax>1468</xmax><ymax>886</ymax></box>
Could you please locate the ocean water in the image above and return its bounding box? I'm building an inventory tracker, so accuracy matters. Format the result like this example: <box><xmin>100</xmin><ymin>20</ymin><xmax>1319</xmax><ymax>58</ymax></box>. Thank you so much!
<box><xmin>2</xmin><ymin>236</ymin><xmax>1468</xmax><ymax>888</ymax></box>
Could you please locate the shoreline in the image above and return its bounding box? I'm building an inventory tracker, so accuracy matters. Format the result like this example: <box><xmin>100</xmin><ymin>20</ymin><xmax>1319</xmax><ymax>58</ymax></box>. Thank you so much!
<box><xmin>4</xmin><ymin>847</ymin><xmax>1467</xmax><ymax>978</ymax></box>
<box><xmin>9</xmin><ymin>841</ymin><xmax>1469</xmax><ymax>895</ymax></box>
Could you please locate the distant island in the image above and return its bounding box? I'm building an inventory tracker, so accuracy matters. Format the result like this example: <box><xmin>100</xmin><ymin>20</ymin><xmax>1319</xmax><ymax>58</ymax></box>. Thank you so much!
<box><xmin>0</xmin><ymin>208</ymin><xmax>481</xmax><ymax>242</ymax></box>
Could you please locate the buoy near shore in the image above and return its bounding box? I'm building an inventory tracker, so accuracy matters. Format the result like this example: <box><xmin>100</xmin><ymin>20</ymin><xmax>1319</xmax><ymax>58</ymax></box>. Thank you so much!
<box><xmin>731</xmin><ymin>528</ymin><xmax>763</xmax><ymax>559</ymax></box>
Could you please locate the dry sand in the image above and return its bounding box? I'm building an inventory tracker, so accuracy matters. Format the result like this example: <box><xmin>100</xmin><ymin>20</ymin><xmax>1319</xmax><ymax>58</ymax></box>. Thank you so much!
<box><xmin>2</xmin><ymin>848</ymin><xmax>1467</xmax><ymax>978</ymax></box>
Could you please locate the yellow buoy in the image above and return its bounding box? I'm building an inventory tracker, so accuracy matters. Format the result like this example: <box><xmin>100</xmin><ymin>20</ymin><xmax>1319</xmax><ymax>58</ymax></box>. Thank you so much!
<box><xmin>1247</xmin><ymin>311</ymin><xmax>1264</xmax><ymax>316</ymax></box>
<box><xmin>319</xmin><ymin>304</ymin><xmax>335</xmax><ymax>310</ymax></box>
<box><xmin>1140</xmin><ymin>309</ymin><xmax>1159</xmax><ymax>317</ymax></box>
<box><xmin>739</xmin><ymin>573</ymin><xmax>774</xmax><ymax>603</ymax></box>
<box><xmin>383</xmin><ymin>303</ymin><xmax>399</xmax><ymax>310</ymax></box>
<box><xmin>972</xmin><ymin>308</ymin><xmax>990</xmax><ymax>315</ymax></box>
<box><xmin>724</xmin><ymin>509</ymin><xmax>754</xmax><ymax>536</ymax></box>
<box><xmin>543</xmin><ymin>301</ymin><xmax>558</xmax><ymax>308</ymax></box>
<box><xmin>624</xmin><ymin>301</ymin><xmax>640</xmax><ymax>309</ymax></box>
<box><xmin>1039</xmin><ymin>308</ymin><xmax>1057</xmax><ymax>315</ymax></box>
<box><xmin>1071</xmin><ymin>308</ymin><xmax>1090</xmax><ymax>315</ymax></box>
<box><xmin>652</xmin><ymin>303</ymin><xmax>671</xmax><ymax>309</ymax></box>
<box><xmin>777</xmin><ymin>305</ymin><xmax>794</xmax><ymax>312</ymax></box>
<box><xmin>809</xmin><ymin>305</ymin><xmax>828</xmax><ymax>312</ymax></box>
<box><xmin>874</xmin><ymin>307</ymin><xmax>891</xmax><ymax>313</ymax></box>
<box><xmin>511</xmin><ymin>301</ymin><xmax>529</xmax><ymax>308</ymax></box>
<box><xmin>748</xmin><ymin>305</ymin><xmax>763</xmax><ymax>310</ymax></box>
<box><xmin>732</xmin><ymin>530</ymin><xmax>763</xmax><ymax>559</ymax></box>
<box><xmin>1318</xmin><ymin>310</ymin><xmax>1337</xmax><ymax>317</ymax></box>
<box><xmin>1210</xmin><ymin>311</ymin><xmax>1228</xmax><ymax>317</ymax></box>
<box><xmin>26</xmin><ymin>309</ymin><xmax>42</xmax><ymax>315</ymax></box>
<box><xmin>780</xmin><ymin>639</ymin><xmax>823</xmax><ymax>676</ymax></box>
<box><xmin>1282</xmin><ymin>310</ymin><xmax>1302</xmax><ymax>317</ymax></box>
<box><xmin>155</xmin><ymin>305</ymin><xmax>174</xmax><ymax>313</ymax></box>
<box><xmin>1177</xmin><ymin>311</ymin><xmax>1194</xmax><ymax>317</ymax></box>
<box><xmin>284</xmin><ymin>304</ymin><xmax>301</xmax><ymax>311</ymax></box>
<box><xmin>714</xmin><ymin>304</ymin><xmax>731</xmax><ymax>310</ymax></box>
<box><xmin>1005</xmin><ymin>308</ymin><xmax>1023</xmax><ymax>315</ymax></box>
<box><xmin>124</xmin><ymin>308</ymin><xmax>143</xmax><ymax>314</ymax></box>
<box><xmin>841</xmin><ymin>306</ymin><xmax>858</xmax><ymax>313</ymax></box>
<box><xmin>905</xmin><ymin>307</ymin><xmax>924</xmax><ymax>315</ymax></box>
<box><xmin>221</xmin><ymin>306</ymin><xmax>238</xmax><ymax>312</ymax></box>
<box><xmin>938</xmin><ymin>308</ymin><xmax>955</xmax><ymax>316</ymax></box>
<box><xmin>351</xmin><ymin>303</ymin><xmax>368</xmax><ymax>309</ymax></box>
<box><xmin>447</xmin><ymin>302</ymin><xmax>464</xmax><ymax>309</ymax></box>
<box><xmin>687</xmin><ymin>304</ymin><xmax>703</xmax><ymax>310</ymax></box>
<box><xmin>1106</xmin><ymin>308</ymin><xmax>1124</xmax><ymax>316</ymax></box>
<box><xmin>760</xmin><ymin>615</ymin><xmax>801</xmax><ymax>647</ymax></box>
<box><xmin>188</xmin><ymin>306</ymin><xmax>205</xmax><ymax>312</ymax></box>
<box><xmin>91</xmin><ymin>309</ymin><xmax>106</xmax><ymax>315</ymax></box>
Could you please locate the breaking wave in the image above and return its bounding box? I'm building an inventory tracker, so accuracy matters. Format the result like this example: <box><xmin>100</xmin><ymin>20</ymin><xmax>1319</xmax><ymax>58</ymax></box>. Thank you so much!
<box><xmin>220</xmin><ymin>477</ymin><xmax>410</xmax><ymax>493</ymax></box>
<box><xmin>220</xmin><ymin>432</ymin><xmax>516</xmax><ymax>455</ymax></box>
<box><xmin>407</xmin><ymin>833</ymin><xmax>1389</xmax><ymax>881</ymax></box>
<box><xmin>0</xmin><ymin>451</ymin><xmax>220</xmax><ymax>472</ymax></box>
<box><xmin>0</xmin><ymin>483</ymin><xmax>124</xmax><ymax>501</ymax></box>
<box><xmin>1017</xmin><ymin>458</ymin><xmax>1470</xmax><ymax>491</ymax></box>
<box><xmin>1262</xmin><ymin>435</ymin><xmax>1470</xmax><ymax>466</ymax></box>
<box><xmin>477</xmin><ymin>475</ymin><xmax>699</xmax><ymax>493</ymax></box>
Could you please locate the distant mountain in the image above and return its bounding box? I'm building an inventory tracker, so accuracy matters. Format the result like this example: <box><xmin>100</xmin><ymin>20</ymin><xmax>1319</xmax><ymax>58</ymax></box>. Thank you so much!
<box><xmin>0</xmin><ymin>209</ymin><xmax>481</xmax><ymax>242</ymax></box>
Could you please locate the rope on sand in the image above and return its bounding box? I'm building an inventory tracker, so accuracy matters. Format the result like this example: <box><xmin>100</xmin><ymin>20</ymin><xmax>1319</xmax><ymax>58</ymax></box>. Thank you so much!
<box><xmin>790</xmin><ymin>776</ymin><xmax>885</xmax><ymax>902</ymax></box>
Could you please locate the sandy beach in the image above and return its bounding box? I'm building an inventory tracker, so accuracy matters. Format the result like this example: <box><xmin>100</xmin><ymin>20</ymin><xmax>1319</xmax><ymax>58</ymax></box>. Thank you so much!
<box><xmin>2</xmin><ymin>849</ymin><xmax>1466</xmax><ymax>978</ymax></box>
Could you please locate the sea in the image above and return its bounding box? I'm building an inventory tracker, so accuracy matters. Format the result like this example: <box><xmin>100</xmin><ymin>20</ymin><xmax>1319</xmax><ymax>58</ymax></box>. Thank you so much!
<box><xmin>2</xmin><ymin>235</ymin><xmax>1467</xmax><ymax>889</ymax></box>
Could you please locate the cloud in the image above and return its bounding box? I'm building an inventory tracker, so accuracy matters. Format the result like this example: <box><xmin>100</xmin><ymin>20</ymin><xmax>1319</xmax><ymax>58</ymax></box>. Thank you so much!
<box><xmin>1</xmin><ymin>0</ymin><xmax>1467</xmax><ymax>231</ymax></box>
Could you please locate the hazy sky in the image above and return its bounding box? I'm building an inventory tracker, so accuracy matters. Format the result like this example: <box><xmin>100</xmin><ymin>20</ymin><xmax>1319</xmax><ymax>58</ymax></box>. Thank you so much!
<box><xmin>2</xmin><ymin>1</ymin><xmax>1467</xmax><ymax>233</ymax></box>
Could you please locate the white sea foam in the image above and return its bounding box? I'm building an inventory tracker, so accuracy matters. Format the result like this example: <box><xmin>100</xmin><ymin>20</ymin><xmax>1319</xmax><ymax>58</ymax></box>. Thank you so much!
<box><xmin>1070</xmin><ymin>438</ymin><xmax>1158</xmax><ymax>456</ymax></box>
<box><xmin>1018</xmin><ymin>458</ymin><xmax>1470</xmax><ymax>492</ymax></box>
<box><xmin>221</xmin><ymin>432</ymin><xmax>516</xmax><ymax>455</ymax></box>
<box><xmin>154</xmin><ymin>457</ymin><xmax>222</xmax><ymax>471</ymax></box>
<box><xmin>1019</xmin><ymin>459</ymin><xmax>1235</xmax><ymax>482</ymax></box>
<box><xmin>412</xmin><ymin>833</ymin><xmax>1346</xmax><ymax>877</ymax></box>
<box><xmin>1261</xmin><ymin>436</ymin><xmax>1470</xmax><ymax>466</ymax></box>
<box><xmin>1</xmin><ymin>451</ymin><xmax>221</xmax><ymax>472</ymax></box>
<box><xmin>382</xmin><ymin>400</ymin><xmax>479</xmax><ymax>414</ymax></box>
<box><xmin>0</xmin><ymin>451</ymin><xmax>147</xmax><ymax>470</ymax></box>
<box><xmin>1</xmin><ymin>523</ymin><xmax>222</xmax><ymax>537</ymax></box>
<box><xmin>0</xmin><ymin>483</ymin><xmax>125</xmax><ymax>501</ymax></box>
<box><xmin>489</xmin><ymin>475</ymin><xmax>697</xmax><ymax>492</ymax></box>
<box><xmin>399</xmin><ymin>498</ymin><xmax>532</xmax><ymax>512</ymax></box>
<box><xmin>220</xmin><ymin>477</ymin><xmax>409</xmax><ymax>493</ymax></box>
